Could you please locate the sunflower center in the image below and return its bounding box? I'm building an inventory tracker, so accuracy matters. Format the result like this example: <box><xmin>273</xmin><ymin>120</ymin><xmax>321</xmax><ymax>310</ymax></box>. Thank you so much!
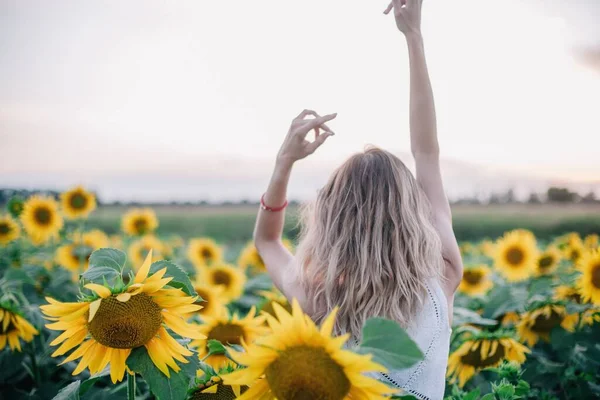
<box><xmin>133</xmin><ymin>218</ymin><xmax>148</xmax><ymax>234</ymax></box>
<box><xmin>531</xmin><ymin>310</ymin><xmax>563</xmax><ymax>333</ymax></box>
<box><xmin>213</xmin><ymin>271</ymin><xmax>231</xmax><ymax>287</ymax></box>
<box><xmin>190</xmin><ymin>384</ymin><xmax>248</xmax><ymax>400</ymax></box>
<box><xmin>505</xmin><ymin>247</ymin><xmax>524</xmax><ymax>266</ymax></box>
<box><xmin>265</xmin><ymin>345</ymin><xmax>350</xmax><ymax>400</ymax></box>
<box><xmin>569</xmin><ymin>249</ymin><xmax>581</xmax><ymax>261</ymax></box>
<box><xmin>201</xmin><ymin>248</ymin><xmax>214</xmax><ymax>260</ymax></box>
<box><xmin>538</xmin><ymin>255</ymin><xmax>554</xmax><ymax>270</ymax></box>
<box><xmin>69</xmin><ymin>193</ymin><xmax>88</xmax><ymax>209</ymax></box>
<box><xmin>207</xmin><ymin>323</ymin><xmax>244</xmax><ymax>346</ymax></box>
<box><xmin>34</xmin><ymin>206</ymin><xmax>52</xmax><ymax>225</ymax></box>
<box><xmin>463</xmin><ymin>270</ymin><xmax>483</xmax><ymax>285</ymax></box>
<box><xmin>591</xmin><ymin>264</ymin><xmax>600</xmax><ymax>289</ymax></box>
<box><xmin>0</xmin><ymin>223</ymin><xmax>10</xmax><ymax>235</ymax></box>
<box><xmin>460</xmin><ymin>340</ymin><xmax>505</xmax><ymax>368</ymax></box>
<box><xmin>88</xmin><ymin>293</ymin><xmax>162</xmax><ymax>349</ymax></box>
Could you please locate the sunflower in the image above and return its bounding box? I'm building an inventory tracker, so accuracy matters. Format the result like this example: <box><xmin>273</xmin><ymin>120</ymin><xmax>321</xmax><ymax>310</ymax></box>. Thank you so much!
<box><xmin>516</xmin><ymin>303</ymin><xmax>578</xmax><ymax>346</ymax></box>
<box><xmin>60</xmin><ymin>186</ymin><xmax>97</xmax><ymax>219</ymax></box>
<box><xmin>199</xmin><ymin>263</ymin><xmax>246</xmax><ymax>302</ymax></box>
<box><xmin>458</xmin><ymin>265</ymin><xmax>494</xmax><ymax>296</ymax></box>
<box><xmin>190</xmin><ymin>367</ymin><xmax>248</xmax><ymax>400</ymax></box>
<box><xmin>535</xmin><ymin>247</ymin><xmax>562</xmax><ymax>276</ymax></box>
<box><xmin>584</xmin><ymin>234</ymin><xmax>599</xmax><ymax>249</ymax></box>
<box><xmin>554</xmin><ymin>285</ymin><xmax>582</xmax><ymax>303</ymax></box>
<box><xmin>0</xmin><ymin>214</ymin><xmax>20</xmax><ymax>245</ymax></box>
<box><xmin>41</xmin><ymin>250</ymin><xmax>205</xmax><ymax>383</ymax></box>
<box><xmin>480</xmin><ymin>240</ymin><xmax>496</xmax><ymax>258</ymax></box>
<box><xmin>188</xmin><ymin>238</ymin><xmax>224</xmax><ymax>268</ymax></box>
<box><xmin>194</xmin><ymin>282</ymin><xmax>228</xmax><ymax>319</ymax></box>
<box><xmin>122</xmin><ymin>208</ymin><xmax>159</xmax><ymax>236</ymax></box>
<box><xmin>563</xmin><ymin>235</ymin><xmax>585</xmax><ymax>263</ymax></box>
<box><xmin>0</xmin><ymin>304</ymin><xmax>39</xmax><ymax>352</ymax></box>
<box><xmin>222</xmin><ymin>300</ymin><xmax>395</xmax><ymax>400</ymax></box>
<box><xmin>460</xmin><ymin>242</ymin><xmax>476</xmax><ymax>256</ymax></box>
<box><xmin>500</xmin><ymin>312</ymin><xmax>520</xmax><ymax>327</ymax></box>
<box><xmin>56</xmin><ymin>230</ymin><xmax>111</xmax><ymax>272</ymax></box>
<box><xmin>238</xmin><ymin>240</ymin><xmax>293</xmax><ymax>272</ymax></box>
<box><xmin>190</xmin><ymin>307</ymin><xmax>268</xmax><ymax>370</ymax></box>
<box><xmin>128</xmin><ymin>235</ymin><xmax>164</xmax><ymax>268</ymax></box>
<box><xmin>575</xmin><ymin>248</ymin><xmax>600</xmax><ymax>305</ymax></box>
<box><xmin>257</xmin><ymin>289</ymin><xmax>292</xmax><ymax>318</ymax></box>
<box><xmin>447</xmin><ymin>331</ymin><xmax>530</xmax><ymax>388</ymax></box>
<box><xmin>7</xmin><ymin>196</ymin><xmax>25</xmax><ymax>217</ymax></box>
<box><xmin>493</xmin><ymin>230</ymin><xmax>539</xmax><ymax>282</ymax></box>
<box><xmin>20</xmin><ymin>195</ymin><xmax>64</xmax><ymax>245</ymax></box>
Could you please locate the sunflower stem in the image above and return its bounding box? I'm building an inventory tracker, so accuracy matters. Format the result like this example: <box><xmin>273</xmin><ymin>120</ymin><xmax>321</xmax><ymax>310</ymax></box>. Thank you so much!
<box><xmin>28</xmin><ymin>343</ymin><xmax>41</xmax><ymax>387</ymax></box>
<box><xmin>127</xmin><ymin>373</ymin><xmax>136</xmax><ymax>400</ymax></box>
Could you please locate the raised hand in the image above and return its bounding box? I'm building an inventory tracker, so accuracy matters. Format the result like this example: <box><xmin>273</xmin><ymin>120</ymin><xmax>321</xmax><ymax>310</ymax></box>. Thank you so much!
<box><xmin>276</xmin><ymin>110</ymin><xmax>337</xmax><ymax>164</ymax></box>
<box><xmin>384</xmin><ymin>0</ymin><xmax>423</xmax><ymax>36</ymax></box>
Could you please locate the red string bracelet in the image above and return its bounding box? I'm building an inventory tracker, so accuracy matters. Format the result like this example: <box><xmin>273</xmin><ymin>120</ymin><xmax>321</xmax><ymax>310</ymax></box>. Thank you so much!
<box><xmin>260</xmin><ymin>193</ymin><xmax>288</xmax><ymax>212</ymax></box>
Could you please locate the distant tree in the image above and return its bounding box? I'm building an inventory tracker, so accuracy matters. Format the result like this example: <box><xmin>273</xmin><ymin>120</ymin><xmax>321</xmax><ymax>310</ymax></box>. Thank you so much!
<box><xmin>547</xmin><ymin>187</ymin><xmax>578</xmax><ymax>203</ymax></box>
<box><xmin>581</xmin><ymin>191</ymin><xmax>598</xmax><ymax>204</ymax></box>
<box><xmin>488</xmin><ymin>193</ymin><xmax>502</xmax><ymax>204</ymax></box>
<box><xmin>527</xmin><ymin>193</ymin><xmax>542</xmax><ymax>204</ymax></box>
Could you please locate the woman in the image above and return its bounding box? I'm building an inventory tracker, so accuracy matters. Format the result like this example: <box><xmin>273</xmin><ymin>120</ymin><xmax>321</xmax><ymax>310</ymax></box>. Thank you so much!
<box><xmin>253</xmin><ymin>1</ymin><xmax>462</xmax><ymax>398</ymax></box>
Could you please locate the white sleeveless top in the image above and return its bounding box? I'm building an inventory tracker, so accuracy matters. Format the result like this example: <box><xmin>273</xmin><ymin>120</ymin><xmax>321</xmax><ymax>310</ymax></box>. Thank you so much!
<box><xmin>351</xmin><ymin>279</ymin><xmax>451</xmax><ymax>400</ymax></box>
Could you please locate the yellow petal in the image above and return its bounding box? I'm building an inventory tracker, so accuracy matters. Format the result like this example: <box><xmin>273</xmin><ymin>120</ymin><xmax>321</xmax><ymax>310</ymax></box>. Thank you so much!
<box><xmin>88</xmin><ymin>299</ymin><xmax>102</xmax><ymax>323</ymax></box>
<box><xmin>201</xmin><ymin>385</ymin><xmax>218</xmax><ymax>394</ymax></box>
<box><xmin>134</xmin><ymin>249</ymin><xmax>153</xmax><ymax>283</ymax></box>
<box><xmin>116</xmin><ymin>293</ymin><xmax>131</xmax><ymax>302</ymax></box>
<box><xmin>84</xmin><ymin>284</ymin><xmax>112</xmax><ymax>299</ymax></box>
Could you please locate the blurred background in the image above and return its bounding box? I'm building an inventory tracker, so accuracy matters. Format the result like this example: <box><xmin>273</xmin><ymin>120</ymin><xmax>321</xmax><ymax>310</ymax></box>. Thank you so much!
<box><xmin>1</xmin><ymin>0</ymin><xmax>599</xmax><ymax>242</ymax></box>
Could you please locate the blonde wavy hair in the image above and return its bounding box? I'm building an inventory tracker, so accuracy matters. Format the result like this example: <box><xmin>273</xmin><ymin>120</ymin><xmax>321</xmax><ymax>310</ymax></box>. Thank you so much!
<box><xmin>295</xmin><ymin>146</ymin><xmax>444</xmax><ymax>339</ymax></box>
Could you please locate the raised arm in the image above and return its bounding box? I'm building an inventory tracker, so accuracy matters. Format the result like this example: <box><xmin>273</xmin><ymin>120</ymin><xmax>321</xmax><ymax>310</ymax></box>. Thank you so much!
<box><xmin>385</xmin><ymin>0</ymin><xmax>463</xmax><ymax>298</ymax></box>
<box><xmin>254</xmin><ymin>110</ymin><xmax>337</xmax><ymax>296</ymax></box>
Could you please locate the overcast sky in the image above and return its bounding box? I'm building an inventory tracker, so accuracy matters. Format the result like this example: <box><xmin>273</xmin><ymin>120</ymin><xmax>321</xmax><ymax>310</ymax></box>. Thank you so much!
<box><xmin>1</xmin><ymin>0</ymin><xmax>599</xmax><ymax>200</ymax></box>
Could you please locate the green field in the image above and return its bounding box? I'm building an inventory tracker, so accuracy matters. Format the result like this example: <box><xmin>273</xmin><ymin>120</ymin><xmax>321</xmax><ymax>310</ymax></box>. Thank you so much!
<box><xmin>87</xmin><ymin>203</ymin><xmax>600</xmax><ymax>244</ymax></box>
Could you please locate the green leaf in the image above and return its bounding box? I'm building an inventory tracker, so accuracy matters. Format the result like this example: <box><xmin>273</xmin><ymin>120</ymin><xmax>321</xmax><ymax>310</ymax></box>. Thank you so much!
<box><xmin>453</xmin><ymin>307</ymin><xmax>498</xmax><ymax>327</ymax></box>
<box><xmin>481</xmin><ymin>394</ymin><xmax>496</xmax><ymax>400</ymax></box>
<box><xmin>80</xmin><ymin>368</ymin><xmax>111</xmax><ymax>395</ymax></box>
<box><xmin>206</xmin><ymin>339</ymin><xmax>227</xmax><ymax>356</ymax></box>
<box><xmin>89</xmin><ymin>248</ymin><xmax>127</xmax><ymax>273</ymax></box>
<box><xmin>357</xmin><ymin>318</ymin><xmax>423</xmax><ymax>370</ymax></box>
<box><xmin>127</xmin><ymin>346</ymin><xmax>199</xmax><ymax>400</ymax></box>
<box><xmin>463</xmin><ymin>388</ymin><xmax>481</xmax><ymax>400</ymax></box>
<box><xmin>81</xmin><ymin>266</ymin><xmax>119</xmax><ymax>284</ymax></box>
<box><xmin>494</xmin><ymin>383</ymin><xmax>515</xmax><ymax>400</ymax></box>
<box><xmin>52</xmin><ymin>381</ymin><xmax>81</xmax><ymax>400</ymax></box>
<box><xmin>482</xmin><ymin>286</ymin><xmax>527</xmax><ymax>319</ymax></box>
<box><xmin>243</xmin><ymin>273</ymin><xmax>273</xmax><ymax>292</ymax></box>
<box><xmin>3</xmin><ymin>268</ymin><xmax>35</xmax><ymax>285</ymax></box>
<box><xmin>150</xmin><ymin>260</ymin><xmax>196</xmax><ymax>297</ymax></box>
<box><xmin>515</xmin><ymin>380</ymin><xmax>530</xmax><ymax>396</ymax></box>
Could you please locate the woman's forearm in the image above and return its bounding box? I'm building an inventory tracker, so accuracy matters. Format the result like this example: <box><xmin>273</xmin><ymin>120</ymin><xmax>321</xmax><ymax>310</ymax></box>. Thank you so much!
<box><xmin>253</xmin><ymin>159</ymin><xmax>293</xmax><ymax>243</ymax></box>
<box><xmin>406</xmin><ymin>32</ymin><xmax>439</xmax><ymax>157</ymax></box>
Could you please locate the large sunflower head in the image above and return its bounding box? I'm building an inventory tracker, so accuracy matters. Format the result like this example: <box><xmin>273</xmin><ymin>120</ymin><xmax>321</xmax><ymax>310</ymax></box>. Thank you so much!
<box><xmin>189</xmin><ymin>366</ymin><xmax>248</xmax><ymax>400</ymax></box>
<box><xmin>221</xmin><ymin>300</ymin><xmax>395</xmax><ymax>400</ymax></box>
<box><xmin>20</xmin><ymin>195</ymin><xmax>64</xmax><ymax>245</ymax></box>
<box><xmin>0</xmin><ymin>303</ymin><xmax>39</xmax><ymax>352</ymax></box>
<box><xmin>535</xmin><ymin>247</ymin><xmax>562</xmax><ymax>276</ymax></box>
<box><xmin>199</xmin><ymin>263</ymin><xmax>246</xmax><ymax>303</ymax></box>
<box><xmin>190</xmin><ymin>307</ymin><xmax>268</xmax><ymax>370</ymax></box>
<box><xmin>41</xmin><ymin>250</ymin><xmax>205</xmax><ymax>383</ymax></box>
<box><xmin>575</xmin><ymin>248</ymin><xmax>600</xmax><ymax>305</ymax></box>
<box><xmin>458</xmin><ymin>265</ymin><xmax>494</xmax><ymax>297</ymax></box>
<box><xmin>188</xmin><ymin>238</ymin><xmax>224</xmax><ymax>268</ymax></box>
<box><xmin>128</xmin><ymin>235</ymin><xmax>164</xmax><ymax>268</ymax></box>
<box><xmin>493</xmin><ymin>229</ymin><xmax>539</xmax><ymax>282</ymax></box>
<box><xmin>122</xmin><ymin>208</ymin><xmax>159</xmax><ymax>236</ymax></box>
<box><xmin>447</xmin><ymin>330</ymin><xmax>530</xmax><ymax>388</ymax></box>
<box><xmin>194</xmin><ymin>282</ymin><xmax>228</xmax><ymax>319</ymax></box>
<box><xmin>516</xmin><ymin>302</ymin><xmax>579</xmax><ymax>346</ymax></box>
<box><xmin>0</xmin><ymin>214</ymin><xmax>21</xmax><ymax>245</ymax></box>
<box><xmin>60</xmin><ymin>186</ymin><xmax>97</xmax><ymax>219</ymax></box>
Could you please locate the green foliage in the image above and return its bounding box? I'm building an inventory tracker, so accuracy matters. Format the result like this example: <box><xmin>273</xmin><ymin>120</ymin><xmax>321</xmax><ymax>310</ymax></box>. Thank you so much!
<box><xmin>149</xmin><ymin>260</ymin><xmax>197</xmax><ymax>297</ymax></box>
<box><xmin>357</xmin><ymin>318</ymin><xmax>423</xmax><ymax>370</ymax></box>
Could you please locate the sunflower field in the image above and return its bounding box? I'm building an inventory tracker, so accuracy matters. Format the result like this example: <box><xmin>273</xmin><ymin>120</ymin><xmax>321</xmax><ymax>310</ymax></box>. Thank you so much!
<box><xmin>0</xmin><ymin>187</ymin><xmax>599</xmax><ymax>400</ymax></box>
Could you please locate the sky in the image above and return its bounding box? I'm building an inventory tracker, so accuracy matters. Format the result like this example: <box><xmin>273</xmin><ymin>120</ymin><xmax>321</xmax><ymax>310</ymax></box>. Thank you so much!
<box><xmin>1</xmin><ymin>0</ymin><xmax>599</xmax><ymax>201</ymax></box>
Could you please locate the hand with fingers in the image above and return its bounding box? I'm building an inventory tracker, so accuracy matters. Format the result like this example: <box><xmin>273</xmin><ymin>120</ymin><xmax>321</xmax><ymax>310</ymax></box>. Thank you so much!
<box><xmin>384</xmin><ymin>0</ymin><xmax>422</xmax><ymax>36</ymax></box>
<box><xmin>276</xmin><ymin>110</ymin><xmax>337</xmax><ymax>165</ymax></box>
